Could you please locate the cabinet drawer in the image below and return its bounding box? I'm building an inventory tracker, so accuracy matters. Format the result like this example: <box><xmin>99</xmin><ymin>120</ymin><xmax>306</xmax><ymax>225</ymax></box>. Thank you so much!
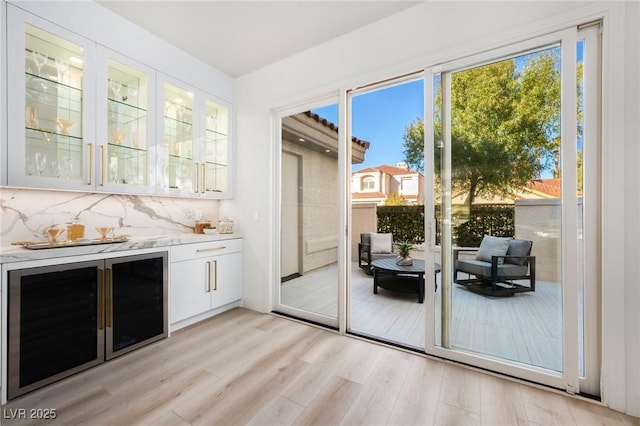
<box><xmin>170</xmin><ymin>239</ymin><xmax>242</xmax><ymax>262</ymax></box>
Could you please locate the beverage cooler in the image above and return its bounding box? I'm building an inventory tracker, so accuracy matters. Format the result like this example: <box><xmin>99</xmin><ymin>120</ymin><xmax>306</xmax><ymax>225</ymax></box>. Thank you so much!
<box><xmin>7</xmin><ymin>252</ymin><xmax>168</xmax><ymax>399</ymax></box>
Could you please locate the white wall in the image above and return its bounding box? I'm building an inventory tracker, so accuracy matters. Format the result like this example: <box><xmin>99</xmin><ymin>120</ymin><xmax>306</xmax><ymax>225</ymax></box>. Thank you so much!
<box><xmin>231</xmin><ymin>1</ymin><xmax>639</xmax><ymax>417</ymax></box>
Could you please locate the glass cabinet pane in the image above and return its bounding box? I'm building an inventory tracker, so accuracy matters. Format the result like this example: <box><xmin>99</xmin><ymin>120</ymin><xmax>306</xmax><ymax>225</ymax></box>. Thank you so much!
<box><xmin>24</xmin><ymin>24</ymin><xmax>84</xmax><ymax>181</ymax></box>
<box><xmin>163</xmin><ymin>83</ymin><xmax>193</xmax><ymax>191</ymax></box>
<box><xmin>204</xmin><ymin>99</ymin><xmax>228</xmax><ymax>193</ymax></box>
<box><xmin>107</xmin><ymin>60</ymin><xmax>148</xmax><ymax>186</ymax></box>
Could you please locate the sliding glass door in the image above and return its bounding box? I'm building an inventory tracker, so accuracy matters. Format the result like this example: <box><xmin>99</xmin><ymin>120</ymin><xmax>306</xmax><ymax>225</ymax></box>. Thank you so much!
<box><xmin>425</xmin><ymin>26</ymin><xmax>600</xmax><ymax>394</ymax></box>
<box><xmin>274</xmin><ymin>99</ymin><xmax>341</xmax><ymax>328</ymax></box>
<box><xmin>272</xmin><ymin>22</ymin><xmax>600</xmax><ymax>398</ymax></box>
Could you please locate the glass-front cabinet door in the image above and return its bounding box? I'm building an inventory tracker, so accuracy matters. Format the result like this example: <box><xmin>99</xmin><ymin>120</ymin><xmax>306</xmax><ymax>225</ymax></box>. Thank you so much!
<box><xmin>202</xmin><ymin>98</ymin><xmax>230</xmax><ymax>195</ymax></box>
<box><xmin>158</xmin><ymin>79</ymin><xmax>195</xmax><ymax>196</ymax></box>
<box><xmin>96</xmin><ymin>48</ymin><xmax>155</xmax><ymax>193</ymax></box>
<box><xmin>7</xmin><ymin>7</ymin><xmax>96</xmax><ymax>190</ymax></box>
<box><xmin>157</xmin><ymin>75</ymin><xmax>232</xmax><ymax>198</ymax></box>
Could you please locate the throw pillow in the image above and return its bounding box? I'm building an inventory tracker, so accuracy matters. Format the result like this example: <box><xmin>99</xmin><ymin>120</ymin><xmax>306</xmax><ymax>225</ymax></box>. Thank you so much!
<box><xmin>370</xmin><ymin>233</ymin><xmax>393</xmax><ymax>254</ymax></box>
<box><xmin>475</xmin><ymin>235</ymin><xmax>510</xmax><ymax>264</ymax></box>
<box><xmin>505</xmin><ymin>239</ymin><xmax>532</xmax><ymax>265</ymax></box>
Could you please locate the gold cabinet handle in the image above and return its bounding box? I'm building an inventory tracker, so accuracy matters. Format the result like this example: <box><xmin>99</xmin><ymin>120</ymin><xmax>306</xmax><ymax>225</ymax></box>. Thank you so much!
<box><xmin>213</xmin><ymin>260</ymin><xmax>218</xmax><ymax>291</ymax></box>
<box><xmin>194</xmin><ymin>163</ymin><xmax>199</xmax><ymax>193</ymax></box>
<box><xmin>88</xmin><ymin>143</ymin><xmax>94</xmax><ymax>185</ymax></box>
<box><xmin>196</xmin><ymin>246</ymin><xmax>226</xmax><ymax>253</ymax></box>
<box><xmin>107</xmin><ymin>268</ymin><xmax>113</xmax><ymax>328</ymax></box>
<box><xmin>101</xmin><ymin>145</ymin><xmax>106</xmax><ymax>186</ymax></box>
<box><xmin>201</xmin><ymin>163</ymin><xmax>206</xmax><ymax>193</ymax></box>
<box><xmin>206</xmin><ymin>261</ymin><xmax>212</xmax><ymax>292</ymax></box>
<box><xmin>99</xmin><ymin>269</ymin><xmax>105</xmax><ymax>330</ymax></box>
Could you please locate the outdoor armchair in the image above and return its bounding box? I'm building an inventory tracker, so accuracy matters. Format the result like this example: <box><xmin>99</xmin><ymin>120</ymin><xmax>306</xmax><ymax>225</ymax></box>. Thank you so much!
<box><xmin>358</xmin><ymin>232</ymin><xmax>397</xmax><ymax>275</ymax></box>
<box><xmin>453</xmin><ymin>235</ymin><xmax>536</xmax><ymax>296</ymax></box>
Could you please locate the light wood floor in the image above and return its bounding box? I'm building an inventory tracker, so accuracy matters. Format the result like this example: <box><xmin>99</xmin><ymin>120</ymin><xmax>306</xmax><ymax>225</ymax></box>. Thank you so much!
<box><xmin>282</xmin><ymin>262</ymin><xmax>563</xmax><ymax>371</ymax></box>
<box><xmin>2</xmin><ymin>307</ymin><xmax>637</xmax><ymax>426</ymax></box>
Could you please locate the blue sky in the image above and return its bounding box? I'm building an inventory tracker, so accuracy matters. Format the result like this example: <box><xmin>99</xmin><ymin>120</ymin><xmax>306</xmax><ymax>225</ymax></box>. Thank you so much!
<box><xmin>312</xmin><ymin>44</ymin><xmax>582</xmax><ymax>177</ymax></box>
<box><xmin>312</xmin><ymin>79</ymin><xmax>424</xmax><ymax>172</ymax></box>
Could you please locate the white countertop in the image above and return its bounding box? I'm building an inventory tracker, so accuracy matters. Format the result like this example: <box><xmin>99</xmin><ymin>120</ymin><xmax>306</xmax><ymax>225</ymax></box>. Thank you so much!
<box><xmin>0</xmin><ymin>233</ymin><xmax>242</xmax><ymax>264</ymax></box>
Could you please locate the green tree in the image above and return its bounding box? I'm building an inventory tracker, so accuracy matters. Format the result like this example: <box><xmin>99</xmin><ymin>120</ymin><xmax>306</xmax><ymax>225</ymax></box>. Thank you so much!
<box><xmin>384</xmin><ymin>193</ymin><xmax>407</xmax><ymax>206</ymax></box>
<box><xmin>403</xmin><ymin>50</ymin><xmax>561</xmax><ymax>207</ymax></box>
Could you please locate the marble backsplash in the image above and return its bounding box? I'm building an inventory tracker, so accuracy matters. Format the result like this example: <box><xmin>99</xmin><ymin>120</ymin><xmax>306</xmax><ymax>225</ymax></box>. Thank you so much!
<box><xmin>0</xmin><ymin>187</ymin><xmax>219</xmax><ymax>245</ymax></box>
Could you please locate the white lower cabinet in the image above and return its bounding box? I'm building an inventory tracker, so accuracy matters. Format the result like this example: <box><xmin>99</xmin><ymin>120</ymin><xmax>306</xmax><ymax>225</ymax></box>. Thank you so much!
<box><xmin>170</xmin><ymin>238</ymin><xmax>242</xmax><ymax>326</ymax></box>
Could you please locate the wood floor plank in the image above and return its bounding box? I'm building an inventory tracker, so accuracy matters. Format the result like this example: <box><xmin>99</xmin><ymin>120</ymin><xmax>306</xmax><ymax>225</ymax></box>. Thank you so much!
<box><xmin>1</xmin><ymin>308</ymin><xmax>635</xmax><ymax>426</ymax></box>
<box><xmin>245</xmin><ymin>396</ymin><xmax>306</xmax><ymax>426</ymax></box>
<box><xmin>293</xmin><ymin>375</ymin><xmax>363</xmax><ymax>426</ymax></box>
<box><xmin>387</xmin><ymin>356</ymin><xmax>445</xmax><ymax>426</ymax></box>
<box><xmin>439</xmin><ymin>363</ymin><xmax>483</xmax><ymax>415</ymax></box>
<box><xmin>339</xmin><ymin>349</ymin><xmax>413</xmax><ymax>425</ymax></box>
<box><xmin>480</xmin><ymin>374</ymin><xmax>529</xmax><ymax>426</ymax></box>
<box><xmin>519</xmin><ymin>384</ymin><xmax>577</xmax><ymax>425</ymax></box>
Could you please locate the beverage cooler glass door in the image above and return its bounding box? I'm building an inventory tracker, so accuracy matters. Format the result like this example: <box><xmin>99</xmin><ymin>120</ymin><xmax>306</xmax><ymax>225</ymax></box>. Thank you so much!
<box><xmin>8</xmin><ymin>260</ymin><xmax>104</xmax><ymax>400</ymax></box>
<box><xmin>105</xmin><ymin>252</ymin><xmax>168</xmax><ymax>359</ymax></box>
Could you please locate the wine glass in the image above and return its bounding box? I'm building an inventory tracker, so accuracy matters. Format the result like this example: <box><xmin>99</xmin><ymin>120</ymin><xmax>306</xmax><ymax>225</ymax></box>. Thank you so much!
<box><xmin>26</xmin><ymin>106</ymin><xmax>38</xmax><ymax>128</ymax></box>
<box><xmin>50</xmin><ymin>160</ymin><xmax>59</xmax><ymax>177</ymax></box>
<box><xmin>35</xmin><ymin>152</ymin><xmax>47</xmax><ymax>176</ymax></box>
<box><xmin>108</xmin><ymin>79</ymin><xmax>122</xmax><ymax>101</ymax></box>
<box><xmin>95</xmin><ymin>227</ymin><xmax>113</xmax><ymax>240</ymax></box>
<box><xmin>126</xmin><ymin>85</ymin><xmax>138</xmax><ymax>104</ymax></box>
<box><xmin>55</xmin><ymin>58</ymin><xmax>69</xmax><ymax>84</ymax></box>
<box><xmin>110</xmin><ymin>158</ymin><xmax>119</xmax><ymax>183</ymax></box>
<box><xmin>65</xmin><ymin>155</ymin><xmax>73</xmax><ymax>179</ymax></box>
<box><xmin>111</xmin><ymin>130</ymin><xmax>126</xmax><ymax>145</ymax></box>
<box><xmin>32</xmin><ymin>51</ymin><xmax>48</xmax><ymax>77</ymax></box>
<box><xmin>45</xmin><ymin>227</ymin><xmax>65</xmax><ymax>244</ymax></box>
<box><xmin>56</xmin><ymin>118</ymin><xmax>74</xmax><ymax>135</ymax></box>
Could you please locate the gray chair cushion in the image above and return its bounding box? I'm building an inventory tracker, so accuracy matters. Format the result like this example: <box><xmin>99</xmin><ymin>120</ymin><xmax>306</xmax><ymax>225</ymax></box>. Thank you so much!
<box><xmin>370</xmin><ymin>233</ymin><xmax>393</xmax><ymax>253</ymax></box>
<box><xmin>455</xmin><ymin>259</ymin><xmax>529</xmax><ymax>278</ymax></box>
<box><xmin>505</xmin><ymin>239</ymin><xmax>532</xmax><ymax>265</ymax></box>
<box><xmin>475</xmin><ymin>235</ymin><xmax>510</xmax><ymax>264</ymax></box>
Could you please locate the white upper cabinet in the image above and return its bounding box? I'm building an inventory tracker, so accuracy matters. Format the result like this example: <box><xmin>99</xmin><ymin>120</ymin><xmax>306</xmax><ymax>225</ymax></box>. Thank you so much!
<box><xmin>157</xmin><ymin>74</ymin><xmax>232</xmax><ymax>198</ymax></box>
<box><xmin>96</xmin><ymin>47</ymin><xmax>156</xmax><ymax>194</ymax></box>
<box><xmin>202</xmin><ymin>96</ymin><xmax>231</xmax><ymax>197</ymax></box>
<box><xmin>7</xmin><ymin>7</ymin><xmax>96</xmax><ymax>191</ymax></box>
<box><xmin>4</xmin><ymin>3</ymin><xmax>233</xmax><ymax>199</ymax></box>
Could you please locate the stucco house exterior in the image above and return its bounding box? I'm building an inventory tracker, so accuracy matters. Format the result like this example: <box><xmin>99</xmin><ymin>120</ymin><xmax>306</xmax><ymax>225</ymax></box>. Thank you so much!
<box><xmin>351</xmin><ymin>163</ymin><xmax>424</xmax><ymax>205</ymax></box>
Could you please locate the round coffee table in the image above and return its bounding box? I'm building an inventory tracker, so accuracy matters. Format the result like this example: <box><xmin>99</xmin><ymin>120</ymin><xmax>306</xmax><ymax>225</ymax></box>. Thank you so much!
<box><xmin>371</xmin><ymin>258</ymin><xmax>441</xmax><ymax>303</ymax></box>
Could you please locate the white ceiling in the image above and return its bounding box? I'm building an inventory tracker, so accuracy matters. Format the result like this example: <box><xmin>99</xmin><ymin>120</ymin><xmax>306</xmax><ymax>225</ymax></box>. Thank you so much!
<box><xmin>97</xmin><ymin>1</ymin><xmax>421</xmax><ymax>77</ymax></box>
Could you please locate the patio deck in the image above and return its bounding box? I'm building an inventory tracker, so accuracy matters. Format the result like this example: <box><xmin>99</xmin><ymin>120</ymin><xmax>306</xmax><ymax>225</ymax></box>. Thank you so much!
<box><xmin>281</xmin><ymin>262</ymin><xmax>563</xmax><ymax>372</ymax></box>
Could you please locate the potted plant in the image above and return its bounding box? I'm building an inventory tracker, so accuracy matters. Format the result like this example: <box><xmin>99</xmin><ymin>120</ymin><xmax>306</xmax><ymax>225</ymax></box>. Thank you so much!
<box><xmin>394</xmin><ymin>241</ymin><xmax>414</xmax><ymax>266</ymax></box>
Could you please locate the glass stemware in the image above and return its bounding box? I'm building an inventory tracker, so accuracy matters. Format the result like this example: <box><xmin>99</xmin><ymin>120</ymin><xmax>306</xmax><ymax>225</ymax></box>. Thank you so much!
<box><xmin>65</xmin><ymin>156</ymin><xmax>73</xmax><ymax>179</ymax></box>
<box><xmin>56</xmin><ymin>118</ymin><xmax>74</xmax><ymax>135</ymax></box>
<box><xmin>45</xmin><ymin>227</ymin><xmax>65</xmax><ymax>244</ymax></box>
<box><xmin>55</xmin><ymin>58</ymin><xmax>69</xmax><ymax>84</ymax></box>
<box><xmin>111</xmin><ymin>130</ymin><xmax>126</xmax><ymax>145</ymax></box>
<box><xmin>26</xmin><ymin>106</ymin><xmax>38</xmax><ymax>128</ymax></box>
<box><xmin>35</xmin><ymin>152</ymin><xmax>47</xmax><ymax>176</ymax></box>
<box><xmin>95</xmin><ymin>227</ymin><xmax>113</xmax><ymax>240</ymax></box>
<box><xmin>32</xmin><ymin>51</ymin><xmax>48</xmax><ymax>77</ymax></box>
<box><xmin>126</xmin><ymin>85</ymin><xmax>138</xmax><ymax>104</ymax></box>
<box><xmin>108</xmin><ymin>79</ymin><xmax>122</xmax><ymax>101</ymax></box>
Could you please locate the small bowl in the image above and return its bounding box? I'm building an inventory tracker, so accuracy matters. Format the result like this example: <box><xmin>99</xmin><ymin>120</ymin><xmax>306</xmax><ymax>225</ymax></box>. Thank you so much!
<box><xmin>202</xmin><ymin>227</ymin><xmax>217</xmax><ymax>235</ymax></box>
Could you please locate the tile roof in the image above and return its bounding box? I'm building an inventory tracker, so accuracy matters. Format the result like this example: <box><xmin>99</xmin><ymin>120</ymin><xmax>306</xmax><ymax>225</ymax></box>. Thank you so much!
<box><xmin>304</xmin><ymin>111</ymin><xmax>370</xmax><ymax>149</ymax></box>
<box><xmin>353</xmin><ymin>164</ymin><xmax>422</xmax><ymax>176</ymax></box>
<box><xmin>527</xmin><ymin>178</ymin><xmax>562</xmax><ymax>197</ymax></box>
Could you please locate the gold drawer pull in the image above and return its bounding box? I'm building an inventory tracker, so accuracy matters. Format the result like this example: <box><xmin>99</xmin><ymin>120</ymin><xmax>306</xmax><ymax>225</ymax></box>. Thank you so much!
<box><xmin>196</xmin><ymin>246</ymin><xmax>226</xmax><ymax>253</ymax></box>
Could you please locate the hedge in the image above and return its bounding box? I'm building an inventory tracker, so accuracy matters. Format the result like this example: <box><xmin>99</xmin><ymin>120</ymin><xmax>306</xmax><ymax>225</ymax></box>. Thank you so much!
<box><xmin>376</xmin><ymin>204</ymin><xmax>514</xmax><ymax>247</ymax></box>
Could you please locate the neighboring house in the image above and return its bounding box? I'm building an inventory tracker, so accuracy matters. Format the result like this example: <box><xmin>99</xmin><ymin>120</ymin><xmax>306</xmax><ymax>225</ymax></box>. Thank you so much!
<box><xmin>351</xmin><ymin>163</ymin><xmax>424</xmax><ymax>205</ymax></box>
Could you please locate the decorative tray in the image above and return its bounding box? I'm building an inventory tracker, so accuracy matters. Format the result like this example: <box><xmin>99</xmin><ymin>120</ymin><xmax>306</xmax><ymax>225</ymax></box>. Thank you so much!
<box><xmin>12</xmin><ymin>235</ymin><xmax>130</xmax><ymax>250</ymax></box>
